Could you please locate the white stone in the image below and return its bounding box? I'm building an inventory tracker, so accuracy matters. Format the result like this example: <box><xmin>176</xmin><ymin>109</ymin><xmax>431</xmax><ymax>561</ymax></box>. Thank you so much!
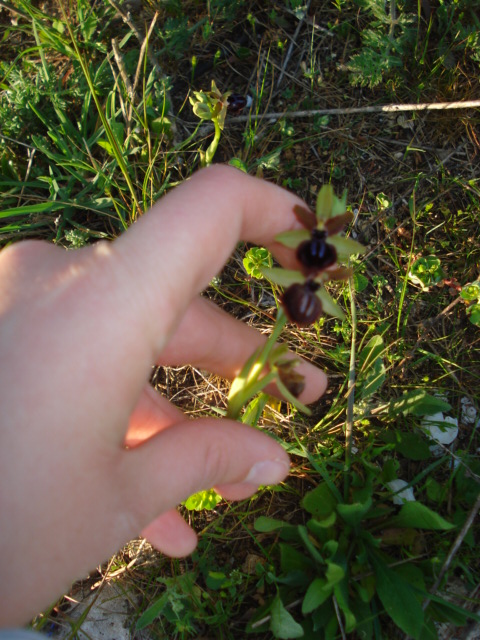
<box><xmin>460</xmin><ymin>396</ymin><xmax>477</xmax><ymax>426</ymax></box>
<box><xmin>421</xmin><ymin>413</ymin><xmax>458</xmax><ymax>445</ymax></box>
<box><xmin>386</xmin><ymin>479</ymin><xmax>416</xmax><ymax>505</ymax></box>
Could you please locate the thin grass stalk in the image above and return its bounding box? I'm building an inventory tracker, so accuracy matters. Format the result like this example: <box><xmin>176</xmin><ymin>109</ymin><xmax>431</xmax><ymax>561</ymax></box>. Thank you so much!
<box><xmin>396</xmin><ymin>189</ymin><xmax>417</xmax><ymax>335</ymax></box>
<box><xmin>58</xmin><ymin>0</ymin><xmax>141</xmax><ymax>223</ymax></box>
<box><xmin>344</xmin><ymin>276</ymin><xmax>357</xmax><ymax>502</ymax></box>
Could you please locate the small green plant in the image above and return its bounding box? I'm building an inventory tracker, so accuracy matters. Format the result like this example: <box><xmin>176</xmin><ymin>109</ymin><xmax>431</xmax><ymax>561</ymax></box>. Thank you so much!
<box><xmin>461</xmin><ymin>280</ymin><xmax>480</xmax><ymax>326</ymax></box>
<box><xmin>189</xmin><ymin>80</ymin><xmax>231</xmax><ymax>166</ymax></box>
<box><xmin>408</xmin><ymin>255</ymin><xmax>444</xmax><ymax>290</ymax></box>
<box><xmin>247</xmin><ymin>346</ymin><xmax>479</xmax><ymax>639</ymax></box>
<box><xmin>243</xmin><ymin>247</ymin><xmax>273</xmax><ymax>279</ymax></box>
<box><xmin>250</xmin><ymin>474</ymin><xmax>474</xmax><ymax>639</ymax></box>
<box><xmin>344</xmin><ymin>0</ymin><xmax>416</xmax><ymax>88</ymax></box>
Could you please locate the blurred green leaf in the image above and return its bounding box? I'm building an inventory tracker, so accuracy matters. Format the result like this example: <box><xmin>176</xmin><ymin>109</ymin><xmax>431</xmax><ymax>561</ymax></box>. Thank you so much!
<box><xmin>270</xmin><ymin>594</ymin><xmax>304</xmax><ymax>639</ymax></box>
<box><xmin>388</xmin><ymin>502</ymin><xmax>456</xmax><ymax>531</ymax></box>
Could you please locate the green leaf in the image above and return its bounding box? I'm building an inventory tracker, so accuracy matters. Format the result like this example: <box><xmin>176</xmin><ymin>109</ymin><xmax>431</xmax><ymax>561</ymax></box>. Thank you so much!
<box><xmin>280</xmin><ymin>543</ymin><xmax>312</xmax><ymax>574</ymax></box>
<box><xmin>242</xmin><ymin>393</ymin><xmax>269</xmax><ymax>426</ymax></box>
<box><xmin>357</xmin><ymin>335</ymin><xmax>386</xmax><ymax>399</ymax></box>
<box><xmin>307</xmin><ymin>511</ymin><xmax>337</xmax><ymax>530</ymax></box>
<box><xmin>358</xmin><ymin>334</ymin><xmax>384</xmax><ymax>372</ymax></box>
<box><xmin>388</xmin><ymin>502</ymin><xmax>456</xmax><ymax>531</ymax></box>
<box><xmin>183</xmin><ymin>488</ymin><xmax>221</xmax><ymax>511</ymax></box>
<box><xmin>136</xmin><ymin>592</ymin><xmax>169</xmax><ymax>630</ymax></box>
<box><xmin>302</xmin><ymin>483</ymin><xmax>338</xmax><ymax>520</ymax></box>
<box><xmin>0</xmin><ymin>201</ymin><xmax>65</xmax><ymax>218</ymax></box>
<box><xmin>298</xmin><ymin>525</ymin><xmax>324</xmax><ymax>564</ymax></box>
<box><xmin>381</xmin><ymin>430</ymin><xmax>431</xmax><ymax>461</ymax></box>
<box><xmin>97</xmin><ymin>139</ymin><xmax>114</xmax><ymax>155</ymax></box>
<box><xmin>461</xmin><ymin>281</ymin><xmax>480</xmax><ymax>302</ymax></box>
<box><xmin>468</xmin><ymin>303</ymin><xmax>480</xmax><ymax>326</ymax></box>
<box><xmin>302</xmin><ymin>578</ymin><xmax>332</xmax><ymax>614</ymax></box>
<box><xmin>427</xmin><ymin>592</ymin><xmax>480</xmax><ymax>625</ymax></box>
<box><xmin>369</xmin><ymin>551</ymin><xmax>424</xmax><ymax>638</ymax></box>
<box><xmin>243</xmin><ymin>247</ymin><xmax>273</xmax><ymax>279</ymax></box>
<box><xmin>255</xmin><ymin>516</ymin><xmax>297</xmax><ymax>534</ymax></box>
<box><xmin>228</xmin><ymin>157</ymin><xmax>248</xmax><ymax>172</ymax></box>
<box><xmin>326</xmin><ymin>562</ymin><xmax>345</xmax><ymax>587</ymax></box>
<box><xmin>270</xmin><ymin>594</ymin><xmax>304</xmax><ymax>639</ymax></box>
<box><xmin>336</xmin><ymin>496</ymin><xmax>372</xmax><ymax>527</ymax></box>
<box><xmin>353</xmin><ymin>273</ymin><xmax>369</xmax><ymax>292</ymax></box>
<box><xmin>334</xmin><ymin>579</ymin><xmax>357</xmax><ymax>633</ymax></box>
<box><xmin>387</xmin><ymin>390</ymin><xmax>451</xmax><ymax>417</ymax></box>
<box><xmin>409</xmin><ymin>256</ymin><xmax>444</xmax><ymax>289</ymax></box>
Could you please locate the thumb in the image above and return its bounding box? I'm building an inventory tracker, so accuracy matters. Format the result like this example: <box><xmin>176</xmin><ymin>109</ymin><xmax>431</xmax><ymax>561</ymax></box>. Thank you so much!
<box><xmin>120</xmin><ymin>418</ymin><xmax>290</xmax><ymax>549</ymax></box>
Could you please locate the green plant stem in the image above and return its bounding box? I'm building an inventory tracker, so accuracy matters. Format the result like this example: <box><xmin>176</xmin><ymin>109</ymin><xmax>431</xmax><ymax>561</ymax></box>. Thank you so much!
<box><xmin>227</xmin><ymin>310</ymin><xmax>288</xmax><ymax>420</ymax></box>
<box><xmin>344</xmin><ymin>277</ymin><xmax>357</xmax><ymax>502</ymax></box>
<box><xmin>204</xmin><ymin>119</ymin><xmax>221</xmax><ymax>166</ymax></box>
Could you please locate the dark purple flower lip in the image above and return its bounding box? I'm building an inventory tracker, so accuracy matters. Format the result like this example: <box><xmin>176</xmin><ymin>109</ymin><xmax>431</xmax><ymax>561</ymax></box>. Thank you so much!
<box><xmin>281</xmin><ymin>280</ymin><xmax>322</xmax><ymax>327</ymax></box>
<box><xmin>227</xmin><ymin>94</ymin><xmax>253</xmax><ymax>114</ymax></box>
<box><xmin>296</xmin><ymin>229</ymin><xmax>338</xmax><ymax>275</ymax></box>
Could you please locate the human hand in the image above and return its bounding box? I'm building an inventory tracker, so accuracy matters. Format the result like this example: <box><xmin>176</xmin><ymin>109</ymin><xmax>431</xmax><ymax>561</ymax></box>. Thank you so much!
<box><xmin>0</xmin><ymin>166</ymin><xmax>327</xmax><ymax>626</ymax></box>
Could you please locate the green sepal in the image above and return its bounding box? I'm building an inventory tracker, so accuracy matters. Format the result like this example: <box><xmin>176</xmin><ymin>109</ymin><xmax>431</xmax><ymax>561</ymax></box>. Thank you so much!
<box><xmin>316</xmin><ymin>288</ymin><xmax>346</xmax><ymax>320</ymax></box>
<box><xmin>329</xmin><ymin>235</ymin><xmax>367</xmax><ymax>258</ymax></box>
<box><xmin>316</xmin><ymin>185</ymin><xmax>347</xmax><ymax>221</ymax></box>
<box><xmin>275</xmin><ymin>377</ymin><xmax>312</xmax><ymax>416</ymax></box>
<box><xmin>316</xmin><ymin>185</ymin><xmax>334</xmax><ymax>221</ymax></box>
<box><xmin>275</xmin><ymin>228</ymin><xmax>310</xmax><ymax>248</ymax></box>
<box><xmin>192</xmin><ymin>101</ymin><xmax>213</xmax><ymax>120</ymax></box>
<box><xmin>261</xmin><ymin>267</ymin><xmax>305</xmax><ymax>287</ymax></box>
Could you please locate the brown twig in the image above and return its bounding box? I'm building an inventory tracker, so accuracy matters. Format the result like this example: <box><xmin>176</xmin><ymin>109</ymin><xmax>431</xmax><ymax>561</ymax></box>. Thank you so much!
<box><xmin>228</xmin><ymin>99</ymin><xmax>480</xmax><ymax>124</ymax></box>
<box><xmin>277</xmin><ymin>0</ymin><xmax>312</xmax><ymax>88</ymax></box>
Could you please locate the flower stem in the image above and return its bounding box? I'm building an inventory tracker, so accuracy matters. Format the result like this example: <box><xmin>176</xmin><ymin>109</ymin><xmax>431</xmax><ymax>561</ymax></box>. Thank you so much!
<box><xmin>227</xmin><ymin>310</ymin><xmax>288</xmax><ymax>420</ymax></box>
<box><xmin>204</xmin><ymin>119</ymin><xmax>222</xmax><ymax>166</ymax></box>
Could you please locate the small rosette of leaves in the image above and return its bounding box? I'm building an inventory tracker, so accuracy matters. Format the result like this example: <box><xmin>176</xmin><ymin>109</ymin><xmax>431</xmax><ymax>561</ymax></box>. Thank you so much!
<box><xmin>408</xmin><ymin>256</ymin><xmax>444</xmax><ymax>290</ymax></box>
<box><xmin>262</xmin><ymin>185</ymin><xmax>366</xmax><ymax>326</ymax></box>
<box><xmin>461</xmin><ymin>280</ymin><xmax>480</xmax><ymax>326</ymax></box>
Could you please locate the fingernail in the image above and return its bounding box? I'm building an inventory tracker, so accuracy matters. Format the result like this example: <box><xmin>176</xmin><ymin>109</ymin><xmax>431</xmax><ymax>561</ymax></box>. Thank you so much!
<box><xmin>244</xmin><ymin>459</ymin><xmax>290</xmax><ymax>486</ymax></box>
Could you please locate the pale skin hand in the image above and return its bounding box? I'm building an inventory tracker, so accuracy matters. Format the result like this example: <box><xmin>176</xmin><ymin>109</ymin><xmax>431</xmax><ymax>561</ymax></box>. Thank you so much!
<box><xmin>0</xmin><ymin>165</ymin><xmax>327</xmax><ymax>626</ymax></box>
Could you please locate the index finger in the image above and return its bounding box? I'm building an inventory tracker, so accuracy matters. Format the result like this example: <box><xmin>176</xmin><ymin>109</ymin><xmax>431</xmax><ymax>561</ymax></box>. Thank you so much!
<box><xmin>113</xmin><ymin>165</ymin><xmax>306</xmax><ymax>355</ymax></box>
